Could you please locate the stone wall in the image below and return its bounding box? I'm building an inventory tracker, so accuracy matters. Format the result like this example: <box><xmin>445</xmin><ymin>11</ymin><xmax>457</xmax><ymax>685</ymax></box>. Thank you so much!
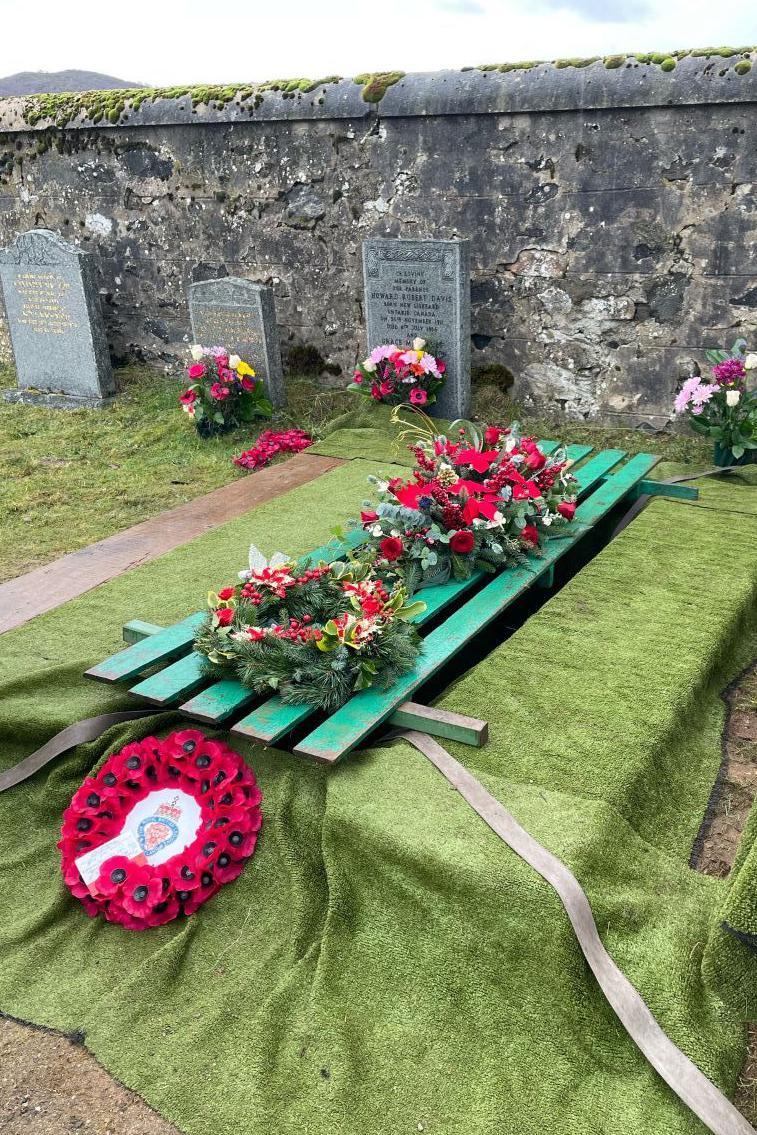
<box><xmin>0</xmin><ymin>54</ymin><xmax>756</xmax><ymax>426</ymax></box>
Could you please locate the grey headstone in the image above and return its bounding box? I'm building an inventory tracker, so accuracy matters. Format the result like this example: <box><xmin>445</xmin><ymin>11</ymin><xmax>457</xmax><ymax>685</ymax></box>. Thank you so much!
<box><xmin>362</xmin><ymin>237</ymin><xmax>471</xmax><ymax>419</ymax></box>
<box><xmin>0</xmin><ymin>229</ymin><xmax>114</xmax><ymax>407</ymax></box>
<box><xmin>187</xmin><ymin>277</ymin><xmax>285</xmax><ymax>409</ymax></box>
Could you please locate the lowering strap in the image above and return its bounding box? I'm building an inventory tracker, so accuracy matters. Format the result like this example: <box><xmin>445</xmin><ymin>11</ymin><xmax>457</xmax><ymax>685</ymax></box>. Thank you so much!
<box><xmin>398</xmin><ymin>729</ymin><xmax>756</xmax><ymax>1135</ymax></box>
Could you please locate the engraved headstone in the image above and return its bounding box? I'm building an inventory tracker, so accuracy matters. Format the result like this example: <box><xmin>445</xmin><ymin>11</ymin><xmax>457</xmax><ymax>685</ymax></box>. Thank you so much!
<box><xmin>187</xmin><ymin>277</ymin><xmax>285</xmax><ymax>409</ymax></box>
<box><xmin>0</xmin><ymin>229</ymin><xmax>114</xmax><ymax>408</ymax></box>
<box><xmin>362</xmin><ymin>237</ymin><xmax>471</xmax><ymax>419</ymax></box>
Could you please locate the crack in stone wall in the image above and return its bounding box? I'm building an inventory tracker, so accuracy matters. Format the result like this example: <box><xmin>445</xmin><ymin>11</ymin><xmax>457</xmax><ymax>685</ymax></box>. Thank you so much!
<box><xmin>0</xmin><ymin>98</ymin><xmax>755</xmax><ymax>426</ymax></box>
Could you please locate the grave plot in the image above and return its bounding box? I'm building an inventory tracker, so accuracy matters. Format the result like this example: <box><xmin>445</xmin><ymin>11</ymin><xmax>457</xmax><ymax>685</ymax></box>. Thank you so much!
<box><xmin>85</xmin><ymin>444</ymin><xmax>697</xmax><ymax>762</ymax></box>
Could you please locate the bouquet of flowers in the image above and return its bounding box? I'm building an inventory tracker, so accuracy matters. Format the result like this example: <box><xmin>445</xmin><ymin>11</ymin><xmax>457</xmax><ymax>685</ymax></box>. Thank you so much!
<box><xmin>180</xmin><ymin>345</ymin><xmax>273</xmax><ymax>437</ymax></box>
<box><xmin>673</xmin><ymin>340</ymin><xmax>757</xmax><ymax>465</ymax></box>
<box><xmin>194</xmin><ymin>546</ymin><xmax>425</xmax><ymax>711</ymax></box>
<box><xmin>348</xmin><ymin>338</ymin><xmax>446</xmax><ymax>406</ymax></box>
<box><xmin>354</xmin><ymin>413</ymin><xmax>579</xmax><ymax>594</ymax></box>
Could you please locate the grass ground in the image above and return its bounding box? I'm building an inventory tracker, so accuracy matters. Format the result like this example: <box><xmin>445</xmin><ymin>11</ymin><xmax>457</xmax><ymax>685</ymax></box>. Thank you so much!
<box><xmin>0</xmin><ymin>366</ymin><xmax>712</xmax><ymax>584</ymax></box>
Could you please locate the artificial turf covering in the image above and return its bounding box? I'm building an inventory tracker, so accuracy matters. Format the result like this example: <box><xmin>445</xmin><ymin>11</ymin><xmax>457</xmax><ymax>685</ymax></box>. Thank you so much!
<box><xmin>0</xmin><ymin>443</ymin><xmax>756</xmax><ymax>1135</ymax></box>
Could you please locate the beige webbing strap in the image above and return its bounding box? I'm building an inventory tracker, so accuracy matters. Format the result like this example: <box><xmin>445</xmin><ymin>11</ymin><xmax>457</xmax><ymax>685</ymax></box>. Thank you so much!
<box><xmin>399</xmin><ymin>729</ymin><xmax>756</xmax><ymax>1135</ymax></box>
<box><xmin>612</xmin><ymin>464</ymin><xmax>749</xmax><ymax>537</ymax></box>
<box><xmin>0</xmin><ymin>710</ymin><xmax>160</xmax><ymax>794</ymax></box>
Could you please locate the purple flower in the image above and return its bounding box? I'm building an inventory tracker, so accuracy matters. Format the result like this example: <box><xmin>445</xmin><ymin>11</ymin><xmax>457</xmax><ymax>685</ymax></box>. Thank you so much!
<box><xmin>673</xmin><ymin>375</ymin><xmax>700</xmax><ymax>415</ymax></box>
<box><xmin>691</xmin><ymin>382</ymin><xmax>718</xmax><ymax>407</ymax></box>
<box><xmin>712</xmin><ymin>358</ymin><xmax>746</xmax><ymax>385</ymax></box>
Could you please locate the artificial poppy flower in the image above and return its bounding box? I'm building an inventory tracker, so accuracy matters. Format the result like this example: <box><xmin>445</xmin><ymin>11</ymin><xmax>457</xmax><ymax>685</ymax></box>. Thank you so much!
<box><xmin>120</xmin><ymin>866</ymin><xmax>164</xmax><ymax>918</ymax></box>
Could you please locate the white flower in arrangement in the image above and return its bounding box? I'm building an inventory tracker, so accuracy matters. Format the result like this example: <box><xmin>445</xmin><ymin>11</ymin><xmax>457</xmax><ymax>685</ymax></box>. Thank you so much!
<box><xmin>504</xmin><ymin>435</ymin><xmax>518</xmax><ymax>453</ymax></box>
<box><xmin>541</xmin><ymin>514</ymin><xmax>553</xmax><ymax>527</ymax></box>
<box><xmin>375</xmin><ymin>481</ymin><xmax>389</xmax><ymax>493</ymax></box>
<box><xmin>371</xmin><ymin>525</ymin><xmax>383</xmax><ymax>537</ymax></box>
<box><xmin>362</xmin><ymin>358</ymin><xmax>377</xmax><ymax>373</ymax></box>
<box><xmin>190</xmin><ymin>344</ymin><xmax>205</xmax><ymax>361</ymax></box>
<box><xmin>229</xmin><ymin>354</ymin><xmax>242</xmax><ymax>369</ymax></box>
<box><xmin>726</xmin><ymin>389</ymin><xmax>742</xmax><ymax>407</ymax></box>
<box><xmin>745</xmin><ymin>354</ymin><xmax>757</xmax><ymax>370</ymax></box>
<box><xmin>485</xmin><ymin>511</ymin><xmax>506</xmax><ymax>529</ymax></box>
<box><xmin>412</xmin><ymin>337</ymin><xmax>426</xmax><ymax>351</ymax></box>
<box><xmin>238</xmin><ymin>544</ymin><xmax>293</xmax><ymax>580</ymax></box>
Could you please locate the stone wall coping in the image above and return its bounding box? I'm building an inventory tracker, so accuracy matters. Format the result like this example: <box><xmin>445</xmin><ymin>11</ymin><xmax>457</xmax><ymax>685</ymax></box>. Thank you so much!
<box><xmin>0</xmin><ymin>54</ymin><xmax>755</xmax><ymax>133</ymax></box>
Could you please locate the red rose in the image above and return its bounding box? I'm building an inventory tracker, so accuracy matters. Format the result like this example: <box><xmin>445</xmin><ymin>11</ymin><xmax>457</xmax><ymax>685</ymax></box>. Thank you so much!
<box><xmin>557</xmin><ymin>501</ymin><xmax>576</xmax><ymax>520</ymax></box>
<box><xmin>484</xmin><ymin>426</ymin><xmax>505</xmax><ymax>447</ymax></box>
<box><xmin>188</xmin><ymin>363</ymin><xmax>205</xmax><ymax>379</ymax></box>
<box><xmin>521</xmin><ymin>524</ymin><xmax>539</xmax><ymax>545</ymax></box>
<box><xmin>215</xmin><ymin>607</ymin><xmax>235</xmax><ymax>626</ymax></box>
<box><xmin>218</xmin><ymin>587</ymin><xmax>236</xmax><ymax>601</ymax></box>
<box><xmin>361</xmin><ymin>509</ymin><xmax>379</xmax><ymax>525</ymax></box>
<box><xmin>525</xmin><ymin>448</ymin><xmax>546</xmax><ymax>471</ymax></box>
<box><xmin>449</xmin><ymin>530</ymin><xmax>475</xmax><ymax>554</ymax></box>
<box><xmin>379</xmin><ymin>536</ymin><xmax>404</xmax><ymax>561</ymax></box>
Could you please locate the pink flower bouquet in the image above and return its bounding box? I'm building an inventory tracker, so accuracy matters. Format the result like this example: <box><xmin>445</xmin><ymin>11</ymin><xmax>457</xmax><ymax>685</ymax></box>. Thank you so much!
<box><xmin>348</xmin><ymin>338</ymin><xmax>446</xmax><ymax>406</ymax></box>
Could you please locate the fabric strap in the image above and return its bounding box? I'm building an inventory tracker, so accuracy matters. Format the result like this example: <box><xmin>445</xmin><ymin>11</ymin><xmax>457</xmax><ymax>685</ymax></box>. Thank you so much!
<box><xmin>611</xmin><ymin>464</ymin><xmax>746</xmax><ymax>537</ymax></box>
<box><xmin>0</xmin><ymin>710</ymin><xmax>159</xmax><ymax>794</ymax></box>
<box><xmin>398</xmin><ymin>729</ymin><xmax>756</xmax><ymax>1135</ymax></box>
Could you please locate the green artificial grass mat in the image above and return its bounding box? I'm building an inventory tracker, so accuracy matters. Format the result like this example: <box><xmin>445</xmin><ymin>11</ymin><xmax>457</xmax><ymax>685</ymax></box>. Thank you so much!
<box><xmin>1</xmin><ymin>456</ymin><xmax>757</xmax><ymax>1134</ymax></box>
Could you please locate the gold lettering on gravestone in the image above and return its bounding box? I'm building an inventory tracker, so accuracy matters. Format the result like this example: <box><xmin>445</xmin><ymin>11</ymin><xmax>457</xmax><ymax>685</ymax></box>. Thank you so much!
<box><xmin>192</xmin><ymin>306</ymin><xmax>263</xmax><ymax>351</ymax></box>
<box><xmin>13</xmin><ymin>272</ymin><xmax>77</xmax><ymax>336</ymax></box>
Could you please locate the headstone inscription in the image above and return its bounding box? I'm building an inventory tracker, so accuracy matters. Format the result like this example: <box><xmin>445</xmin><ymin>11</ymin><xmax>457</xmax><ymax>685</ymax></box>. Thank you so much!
<box><xmin>0</xmin><ymin>229</ymin><xmax>114</xmax><ymax>408</ymax></box>
<box><xmin>187</xmin><ymin>277</ymin><xmax>285</xmax><ymax>409</ymax></box>
<box><xmin>362</xmin><ymin>237</ymin><xmax>471</xmax><ymax>419</ymax></box>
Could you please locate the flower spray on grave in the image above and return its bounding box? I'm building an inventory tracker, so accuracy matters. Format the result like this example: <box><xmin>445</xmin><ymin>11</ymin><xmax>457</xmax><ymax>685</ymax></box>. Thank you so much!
<box><xmin>194</xmin><ymin>546</ymin><xmax>426</xmax><ymax>712</ymax></box>
<box><xmin>348</xmin><ymin>338</ymin><xmax>446</xmax><ymax>407</ymax></box>
<box><xmin>673</xmin><ymin>340</ymin><xmax>757</xmax><ymax>467</ymax></box>
<box><xmin>352</xmin><ymin>407</ymin><xmax>580</xmax><ymax>594</ymax></box>
<box><xmin>180</xmin><ymin>345</ymin><xmax>273</xmax><ymax>437</ymax></box>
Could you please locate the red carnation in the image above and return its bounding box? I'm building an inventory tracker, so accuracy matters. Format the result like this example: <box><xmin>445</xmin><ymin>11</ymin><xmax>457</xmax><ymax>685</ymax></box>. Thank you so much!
<box><xmin>557</xmin><ymin>501</ymin><xmax>576</xmax><ymax>520</ymax></box>
<box><xmin>216</xmin><ymin>607</ymin><xmax>235</xmax><ymax>626</ymax></box>
<box><xmin>449</xmin><ymin>530</ymin><xmax>475</xmax><ymax>554</ymax></box>
<box><xmin>521</xmin><ymin>524</ymin><xmax>539</xmax><ymax>545</ymax></box>
<box><xmin>379</xmin><ymin>536</ymin><xmax>404</xmax><ymax>561</ymax></box>
<box><xmin>217</xmin><ymin>587</ymin><xmax>236</xmax><ymax>601</ymax></box>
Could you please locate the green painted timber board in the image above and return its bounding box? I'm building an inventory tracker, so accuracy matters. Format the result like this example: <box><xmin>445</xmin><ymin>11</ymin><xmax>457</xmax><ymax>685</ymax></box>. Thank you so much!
<box><xmin>85</xmin><ymin>612</ymin><xmax>206</xmax><ymax>683</ymax></box>
<box><xmin>122</xmin><ymin>619</ymin><xmax>164</xmax><ymax>644</ymax></box>
<box><xmin>294</xmin><ymin>452</ymin><xmax>659</xmax><ymax>762</ymax></box>
<box><xmin>180</xmin><ymin>679</ymin><xmax>258</xmax><ymax>723</ymax></box>
<box><xmin>129</xmin><ymin>653</ymin><xmax>207</xmax><ymax>705</ymax></box>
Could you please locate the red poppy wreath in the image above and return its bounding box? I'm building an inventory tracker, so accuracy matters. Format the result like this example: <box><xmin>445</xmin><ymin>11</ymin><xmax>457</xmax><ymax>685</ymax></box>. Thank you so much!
<box><xmin>58</xmin><ymin>730</ymin><xmax>262</xmax><ymax>930</ymax></box>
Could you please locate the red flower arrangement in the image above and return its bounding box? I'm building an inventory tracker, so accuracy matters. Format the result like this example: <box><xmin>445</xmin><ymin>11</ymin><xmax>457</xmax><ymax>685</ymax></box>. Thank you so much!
<box><xmin>355</xmin><ymin>415</ymin><xmax>579</xmax><ymax>592</ymax></box>
<box><xmin>348</xmin><ymin>339</ymin><xmax>446</xmax><ymax>406</ymax></box>
<box><xmin>59</xmin><ymin>730</ymin><xmax>262</xmax><ymax>930</ymax></box>
<box><xmin>233</xmin><ymin>428</ymin><xmax>314</xmax><ymax>471</ymax></box>
<box><xmin>180</xmin><ymin>346</ymin><xmax>272</xmax><ymax>438</ymax></box>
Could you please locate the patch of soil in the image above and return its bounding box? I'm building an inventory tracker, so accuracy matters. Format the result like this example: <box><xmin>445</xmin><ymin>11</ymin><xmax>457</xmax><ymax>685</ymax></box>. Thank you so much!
<box><xmin>693</xmin><ymin>661</ymin><xmax>757</xmax><ymax>1125</ymax></box>
<box><xmin>0</xmin><ymin>1016</ymin><xmax>179</xmax><ymax>1135</ymax></box>
<box><xmin>695</xmin><ymin>662</ymin><xmax>757</xmax><ymax>878</ymax></box>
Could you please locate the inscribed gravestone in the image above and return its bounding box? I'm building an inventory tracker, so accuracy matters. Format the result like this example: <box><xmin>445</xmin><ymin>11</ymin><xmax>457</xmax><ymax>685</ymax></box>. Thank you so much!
<box><xmin>362</xmin><ymin>237</ymin><xmax>471</xmax><ymax>419</ymax></box>
<box><xmin>187</xmin><ymin>278</ymin><xmax>285</xmax><ymax>409</ymax></box>
<box><xmin>0</xmin><ymin>229</ymin><xmax>114</xmax><ymax>407</ymax></box>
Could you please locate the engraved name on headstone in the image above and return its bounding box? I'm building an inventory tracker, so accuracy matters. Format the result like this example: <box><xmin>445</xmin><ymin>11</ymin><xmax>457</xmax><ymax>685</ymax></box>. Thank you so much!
<box><xmin>362</xmin><ymin>237</ymin><xmax>471</xmax><ymax>419</ymax></box>
<box><xmin>187</xmin><ymin>277</ymin><xmax>285</xmax><ymax>409</ymax></box>
<box><xmin>0</xmin><ymin>229</ymin><xmax>114</xmax><ymax>408</ymax></box>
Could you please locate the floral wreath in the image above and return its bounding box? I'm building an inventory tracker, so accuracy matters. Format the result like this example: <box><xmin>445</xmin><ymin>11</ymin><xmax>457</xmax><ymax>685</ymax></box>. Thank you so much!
<box><xmin>59</xmin><ymin>730</ymin><xmax>262</xmax><ymax>930</ymax></box>
<box><xmin>353</xmin><ymin>410</ymin><xmax>579</xmax><ymax>593</ymax></box>
<box><xmin>194</xmin><ymin>547</ymin><xmax>426</xmax><ymax>712</ymax></box>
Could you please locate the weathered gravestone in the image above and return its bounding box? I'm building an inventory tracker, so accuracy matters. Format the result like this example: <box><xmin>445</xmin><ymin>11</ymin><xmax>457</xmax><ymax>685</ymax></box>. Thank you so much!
<box><xmin>0</xmin><ymin>229</ymin><xmax>114</xmax><ymax>408</ymax></box>
<box><xmin>362</xmin><ymin>237</ymin><xmax>471</xmax><ymax>419</ymax></box>
<box><xmin>187</xmin><ymin>277</ymin><xmax>285</xmax><ymax>409</ymax></box>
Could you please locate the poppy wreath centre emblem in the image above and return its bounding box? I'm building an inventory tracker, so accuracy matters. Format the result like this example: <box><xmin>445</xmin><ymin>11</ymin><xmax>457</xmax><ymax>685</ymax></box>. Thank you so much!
<box><xmin>58</xmin><ymin>730</ymin><xmax>262</xmax><ymax>930</ymax></box>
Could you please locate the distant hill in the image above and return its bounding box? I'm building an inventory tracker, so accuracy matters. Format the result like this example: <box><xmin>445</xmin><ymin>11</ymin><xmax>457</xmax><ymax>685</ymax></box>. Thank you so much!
<box><xmin>0</xmin><ymin>70</ymin><xmax>142</xmax><ymax>97</ymax></box>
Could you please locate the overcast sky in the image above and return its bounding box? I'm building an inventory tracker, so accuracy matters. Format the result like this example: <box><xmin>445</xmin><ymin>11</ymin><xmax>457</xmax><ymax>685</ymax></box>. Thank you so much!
<box><xmin>0</xmin><ymin>0</ymin><xmax>755</xmax><ymax>85</ymax></box>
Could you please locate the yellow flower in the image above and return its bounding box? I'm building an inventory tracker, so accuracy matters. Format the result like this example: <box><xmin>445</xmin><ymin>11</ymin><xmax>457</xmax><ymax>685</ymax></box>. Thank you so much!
<box><xmin>236</xmin><ymin>361</ymin><xmax>255</xmax><ymax>377</ymax></box>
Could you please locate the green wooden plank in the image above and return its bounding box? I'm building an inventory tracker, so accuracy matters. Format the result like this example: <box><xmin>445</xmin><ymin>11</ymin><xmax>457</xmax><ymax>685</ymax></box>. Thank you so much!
<box><xmin>388</xmin><ymin>702</ymin><xmax>488</xmax><ymax>746</ymax></box>
<box><xmin>634</xmin><ymin>478</ymin><xmax>699</xmax><ymax>501</ymax></box>
<box><xmin>565</xmin><ymin>443</ymin><xmax>594</xmax><ymax>464</ymax></box>
<box><xmin>180</xmin><ymin>679</ymin><xmax>257</xmax><ymax>723</ymax></box>
<box><xmin>295</xmin><ymin>452</ymin><xmax>659</xmax><ymax>762</ymax></box>
<box><xmin>229</xmin><ymin>445</ymin><xmax>625</xmax><ymax>745</ymax></box>
<box><xmin>122</xmin><ymin>620</ymin><xmax>164</xmax><ymax>645</ymax></box>
<box><xmin>86</xmin><ymin>612</ymin><xmax>206</xmax><ymax>684</ymax></box>
<box><xmin>129</xmin><ymin>652</ymin><xmax>208</xmax><ymax>705</ymax></box>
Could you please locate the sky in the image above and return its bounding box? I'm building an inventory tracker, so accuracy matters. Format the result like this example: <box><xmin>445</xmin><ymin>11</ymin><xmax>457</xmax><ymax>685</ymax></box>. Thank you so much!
<box><xmin>0</xmin><ymin>0</ymin><xmax>755</xmax><ymax>85</ymax></box>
